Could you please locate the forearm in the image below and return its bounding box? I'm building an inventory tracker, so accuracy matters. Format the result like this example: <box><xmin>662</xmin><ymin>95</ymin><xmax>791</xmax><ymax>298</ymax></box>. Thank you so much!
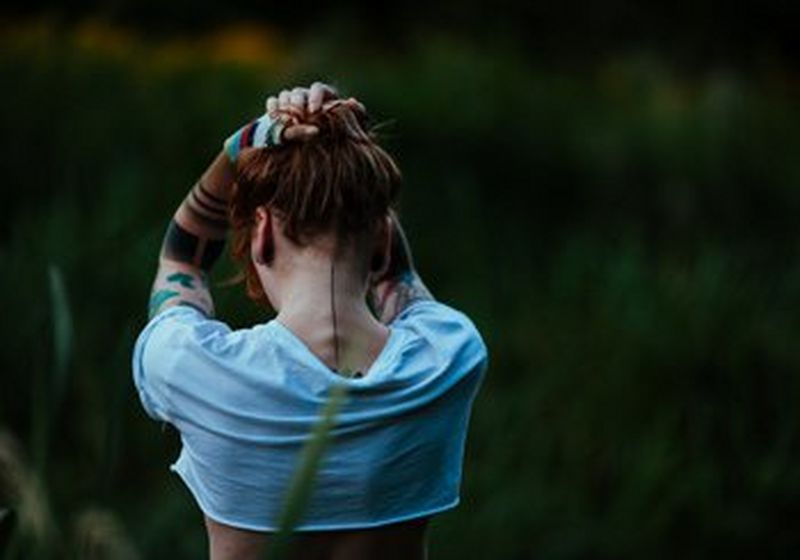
<box><xmin>370</xmin><ymin>213</ymin><xmax>433</xmax><ymax>324</ymax></box>
<box><xmin>147</xmin><ymin>151</ymin><xmax>234</xmax><ymax>320</ymax></box>
<box><xmin>145</xmin><ymin>81</ymin><xmax>325</xmax><ymax>320</ymax></box>
<box><xmin>160</xmin><ymin>150</ymin><xmax>234</xmax><ymax>269</ymax></box>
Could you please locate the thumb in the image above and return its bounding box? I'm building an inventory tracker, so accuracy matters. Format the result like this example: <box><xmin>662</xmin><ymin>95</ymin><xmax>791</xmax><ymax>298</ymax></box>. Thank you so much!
<box><xmin>282</xmin><ymin>124</ymin><xmax>319</xmax><ymax>142</ymax></box>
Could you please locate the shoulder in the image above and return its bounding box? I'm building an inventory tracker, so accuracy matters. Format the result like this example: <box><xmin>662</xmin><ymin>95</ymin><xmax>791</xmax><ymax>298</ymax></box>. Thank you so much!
<box><xmin>393</xmin><ymin>299</ymin><xmax>483</xmax><ymax>339</ymax></box>
<box><xmin>131</xmin><ymin>304</ymin><xmax>241</xmax><ymax>421</ymax></box>
<box><xmin>134</xmin><ymin>304</ymin><xmax>233</xmax><ymax>361</ymax></box>
<box><xmin>391</xmin><ymin>299</ymin><xmax>489</xmax><ymax>371</ymax></box>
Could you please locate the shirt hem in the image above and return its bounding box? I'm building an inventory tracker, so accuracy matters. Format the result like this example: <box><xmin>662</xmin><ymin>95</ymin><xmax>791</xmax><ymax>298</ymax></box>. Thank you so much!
<box><xmin>171</xmin><ymin>461</ymin><xmax>460</xmax><ymax>533</ymax></box>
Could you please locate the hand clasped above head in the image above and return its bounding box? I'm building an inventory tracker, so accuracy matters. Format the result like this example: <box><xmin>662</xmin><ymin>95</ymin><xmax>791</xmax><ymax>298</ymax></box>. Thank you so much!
<box><xmin>223</xmin><ymin>81</ymin><xmax>367</xmax><ymax>164</ymax></box>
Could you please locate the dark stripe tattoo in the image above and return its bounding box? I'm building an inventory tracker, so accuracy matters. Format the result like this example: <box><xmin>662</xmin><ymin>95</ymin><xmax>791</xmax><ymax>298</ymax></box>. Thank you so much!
<box><xmin>191</xmin><ymin>182</ymin><xmax>227</xmax><ymax>210</ymax></box>
<box><xmin>190</xmin><ymin>190</ymin><xmax>227</xmax><ymax>219</ymax></box>
<box><xmin>161</xmin><ymin>219</ymin><xmax>226</xmax><ymax>271</ymax></box>
<box><xmin>199</xmin><ymin>237</ymin><xmax>226</xmax><ymax>270</ymax></box>
<box><xmin>197</xmin><ymin>180</ymin><xmax>227</xmax><ymax>206</ymax></box>
<box><xmin>176</xmin><ymin>300</ymin><xmax>212</xmax><ymax>316</ymax></box>
<box><xmin>162</xmin><ymin>220</ymin><xmax>198</xmax><ymax>263</ymax></box>
<box><xmin>184</xmin><ymin>202</ymin><xmax>230</xmax><ymax>230</ymax></box>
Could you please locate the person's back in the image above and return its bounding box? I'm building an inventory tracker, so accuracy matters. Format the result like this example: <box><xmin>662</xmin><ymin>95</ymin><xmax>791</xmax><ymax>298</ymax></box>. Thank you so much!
<box><xmin>205</xmin><ymin>515</ymin><xmax>430</xmax><ymax>560</ymax></box>
<box><xmin>131</xmin><ymin>82</ymin><xmax>488</xmax><ymax>559</ymax></box>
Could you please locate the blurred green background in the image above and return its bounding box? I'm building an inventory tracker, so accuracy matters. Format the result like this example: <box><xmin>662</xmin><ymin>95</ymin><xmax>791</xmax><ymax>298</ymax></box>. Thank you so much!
<box><xmin>1</xmin><ymin>2</ymin><xmax>799</xmax><ymax>558</ymax></box>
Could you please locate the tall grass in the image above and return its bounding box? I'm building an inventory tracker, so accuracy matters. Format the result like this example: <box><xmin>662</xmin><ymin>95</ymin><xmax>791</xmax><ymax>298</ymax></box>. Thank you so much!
<box><xmin>1</xmin><ymin>265</ymin><xmax>140</xmax><ymax>560</ymax></box>
<box><xmin>2</xmin><ymin>23</ymin><xmax>800</xmax><ymax>558</ymax></box>
<box><xmin>266</xmin><ymin>383</ymin><xmax>349</xmax><ymax>560</ymax></box>
<box><xmin>3</xmin><ymin>264</ymin><xmax>74</xmax><ymax>558</ymax></box>
<box><xmin>1</xmin><ymin>263</ymin><xmax>353</xmax><ymax>559</ymax></box>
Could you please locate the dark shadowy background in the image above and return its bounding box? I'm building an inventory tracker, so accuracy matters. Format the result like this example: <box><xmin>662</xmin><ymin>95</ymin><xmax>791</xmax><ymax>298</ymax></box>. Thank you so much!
<box><xmin>1</xmin><ymin>2</ymin><xmax>799</xmax><ymax>558</ymax></box>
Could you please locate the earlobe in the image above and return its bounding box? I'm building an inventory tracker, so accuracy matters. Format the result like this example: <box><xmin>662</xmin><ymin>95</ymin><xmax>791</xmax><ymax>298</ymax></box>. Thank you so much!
<box><xmin>252</xmin><ymin>207</ymin><xmax>274</xmax><ymax>266</ymax></box>
<box><xmin>370</xmin><ymin>215</ymin><xmax>393</xmax><ymax>280</ymax></box>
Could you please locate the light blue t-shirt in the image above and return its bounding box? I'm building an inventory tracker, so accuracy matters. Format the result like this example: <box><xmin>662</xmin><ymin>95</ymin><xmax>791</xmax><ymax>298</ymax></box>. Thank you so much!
<box><xmin>131</xmin><ymin>299</ymin><xmax>488</xmax><ymax>532</ymax></box>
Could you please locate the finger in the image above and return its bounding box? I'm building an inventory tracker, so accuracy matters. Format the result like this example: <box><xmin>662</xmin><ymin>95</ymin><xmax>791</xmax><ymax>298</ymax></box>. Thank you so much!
<box><xmin>282</xmin><ymin>124</ymin><xmax>319</xmax><ymax>142</ymax></box>
<box><xmin>289</xmin><ymin>87</ymin><xmax>308</xmax><ymax>112</ymax></box>
<box><xmin>278</xmin><ymin>90</ymin><xmax>292</xmax><ymax>109</ymax></box>
<box><xmin>309</xmin><ymin>82</ymin><xmax>339</xmax><ymax>113</ymax></box>
<box><xmin>266</xmin><ymin>96</ymin><xmax>278</xmax><ymax>115</ymax></box>
<box><xmin>321</xmin><ymin>98</ymin><xmax>346</xmax><ymax>111</ymax></box>
<box><xmin>280</xmin><ymin>105</ymin><xmax>304</xmax><ymax>123</ymax></box>
<box><xmin>343</xmin><ymin>97</ymin><xmax>366</xmax><ymax>113</ymax></box>
<box><xmin>319</xmin><ymin>97</ymin><xmax>366</xmax><ymax>117</ymax></box>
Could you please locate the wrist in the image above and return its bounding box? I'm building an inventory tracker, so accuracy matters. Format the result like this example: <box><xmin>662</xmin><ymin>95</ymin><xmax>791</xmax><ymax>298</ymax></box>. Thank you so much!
<box><xmin>197</xmin><ymin>150</ymin><xmax>237</xmax><ymax>203</ymax></box>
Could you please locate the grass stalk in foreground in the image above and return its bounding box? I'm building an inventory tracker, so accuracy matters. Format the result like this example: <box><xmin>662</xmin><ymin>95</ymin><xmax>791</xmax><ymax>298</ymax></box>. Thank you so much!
<box><xmin>265</xmin><ymin>382</ymin><xmax>349</xmax><ymax>560</ymax></box>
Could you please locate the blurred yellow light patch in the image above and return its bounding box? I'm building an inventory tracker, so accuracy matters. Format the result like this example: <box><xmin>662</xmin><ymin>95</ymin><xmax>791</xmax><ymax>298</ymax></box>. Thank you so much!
<box><xmin>207</xmin><ymin>24</ymin><xmax>283</xmax><ymax>66</ymax></box>
<box><xmin>74</xmin><ymin>19</ymin><xmax>137</xmax><ymax>57</ymax></box>
<box><xmin>0</xmin><ymin>18</ymin><xmax>287</xmax><ymax>71</ymax></box>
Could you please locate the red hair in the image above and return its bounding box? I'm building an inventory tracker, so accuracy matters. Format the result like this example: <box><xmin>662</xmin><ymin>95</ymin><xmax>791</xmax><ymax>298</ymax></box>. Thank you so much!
<box><xmin>223</xmin><ymin>101</ymin><xmax>402</xmax><ymax>308</ymax></box>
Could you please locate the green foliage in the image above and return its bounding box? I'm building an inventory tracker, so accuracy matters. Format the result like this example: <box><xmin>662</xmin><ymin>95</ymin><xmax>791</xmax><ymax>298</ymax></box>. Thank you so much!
<box><xmin>47</xmin><ymin>265</ymin><xmax>73</xmax><ymax>417</ymax></box>
<box><xmin>1</xmin><ymin>27</ymin><xmax>799</xmax><ymax>559</ymax></box>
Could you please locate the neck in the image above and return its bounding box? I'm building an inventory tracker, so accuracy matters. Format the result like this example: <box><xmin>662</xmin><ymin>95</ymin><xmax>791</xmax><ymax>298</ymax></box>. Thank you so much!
<box><xmin>272</xmin><ymin>254</ymin><xmax>388</xmax><ymax>374</ymax></box>
<box><xmin>276</xmin><ymin>254</ymin><xmax>370</xmax><ymax>319</ymax></box>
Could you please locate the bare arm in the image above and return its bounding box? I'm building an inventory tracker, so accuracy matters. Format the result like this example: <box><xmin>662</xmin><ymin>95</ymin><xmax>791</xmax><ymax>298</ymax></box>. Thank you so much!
<box><xmin>147</xmin><ymin>151</ymin><xmax>234</xmax><ymax>320</ymax></box>
<box><xmin>146</xmin><ymin>81</ymin><xmax>342</xmax><ymax>321</ymax></box>
<box><xmin>369</xmin><ymin>212</ymin><xmax>434</xmax><ymax>324</ymax></box>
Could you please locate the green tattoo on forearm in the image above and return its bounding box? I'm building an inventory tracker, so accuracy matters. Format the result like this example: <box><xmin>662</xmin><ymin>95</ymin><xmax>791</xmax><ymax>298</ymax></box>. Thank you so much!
<box><xmin>166</xmin><ymin>272</ymin><xmax>196</xmax><ymax>289</ymax></box>
<box><xmin>149</xmin><ymin>289</ymin><xmax>180</xmax><ymax>319</ymax></box>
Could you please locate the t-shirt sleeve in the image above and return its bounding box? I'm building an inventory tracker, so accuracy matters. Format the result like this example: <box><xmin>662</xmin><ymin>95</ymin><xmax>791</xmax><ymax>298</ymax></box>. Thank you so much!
<box><xmin>131</xmin><ymin>304</ymin><xmax>233</xmax><ymax>422</ymax></box>
<box><xmin>391</xmin><ymin>299</ymin><xmax>489</xmax><ymax>382</ymax></box>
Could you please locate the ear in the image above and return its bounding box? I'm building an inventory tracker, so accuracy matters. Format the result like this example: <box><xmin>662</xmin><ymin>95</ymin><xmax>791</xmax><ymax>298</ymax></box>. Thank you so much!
<box><xmin>252</xmin><ymin>206</ymin><xmax>274</xmax><ymax>266</ymax></box>
<box><xmin>370</xmin><ymin>214</ymin><xmax>393</xmax><ymax>280</ymax></box>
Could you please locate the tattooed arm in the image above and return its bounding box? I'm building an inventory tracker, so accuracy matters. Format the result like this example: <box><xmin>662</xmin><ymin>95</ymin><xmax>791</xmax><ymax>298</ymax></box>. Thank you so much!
<box><xmin>369</xmin><ymin>211</ymin><xmax>434</xmax><ymax>324</ymax></box>
<box><xmin>146</xmin><ymin>82</ymin><xmax>341</xmax><ymax>320</ymax></box>
<box><xmin>147</xmin><ymin>151</ymin><xmax>233</xmax><ymax>320</ymax></box>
